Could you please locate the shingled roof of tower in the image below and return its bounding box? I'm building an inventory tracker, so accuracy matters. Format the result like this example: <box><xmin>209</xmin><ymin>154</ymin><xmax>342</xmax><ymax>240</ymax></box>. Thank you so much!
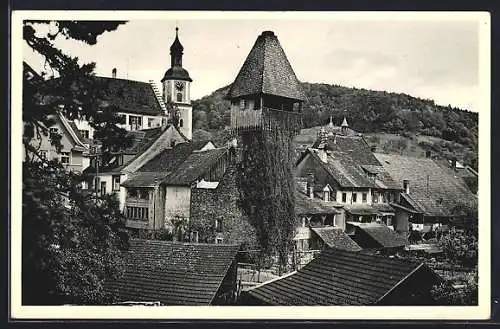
<box><xmin>226</xmin><ymin>31</ymin><xmax>307</xmax><ymax>101</ymax></box>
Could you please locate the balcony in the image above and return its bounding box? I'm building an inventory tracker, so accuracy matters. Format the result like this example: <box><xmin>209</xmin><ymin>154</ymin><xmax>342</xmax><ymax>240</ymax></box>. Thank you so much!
<box><xmin>231</xmin><ymin>107</ymin><xmax>302</xmax><ymax>135</ymax></box>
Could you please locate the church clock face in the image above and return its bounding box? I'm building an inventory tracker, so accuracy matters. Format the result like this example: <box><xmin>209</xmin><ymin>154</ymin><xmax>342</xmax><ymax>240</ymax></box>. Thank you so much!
<box><xmin>175</xmin><ymin>81</ymin><xmax>185</xmax><ymax>91</ymax></box>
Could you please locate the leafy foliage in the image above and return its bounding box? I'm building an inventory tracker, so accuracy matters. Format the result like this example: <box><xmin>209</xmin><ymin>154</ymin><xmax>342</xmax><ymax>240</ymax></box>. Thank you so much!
<box><xmin>22</xmin><ymin>160</ymin><xmax>129</xmax><ymax>304</ymax></box>
<box><xmin>192</xmin><ymin>83</ymin><xmax>478</xmax><ymax>169</ymax></box>
<box><xmin>431</xmin><ymin>267</ymin><xmax>478</xmax><ymax>305</ymax></box>
<box><xmin>237</xmin><ymin>128</ymin><xmax>296</xmax><ymax>272</ymax></box>
<box><xmin>22</xmin><ymin>20</ymin><xmax>130</xmax><ymax>305</ymax></box>
<box><xmin>439</xmin><ymin>227</ymin><xmax>478</xmax><ymax>268</ymax></box>
<box><xmin>23</xmin><ymin>20</ymin><xmax>132</xmax><ymax>159</ymax></box>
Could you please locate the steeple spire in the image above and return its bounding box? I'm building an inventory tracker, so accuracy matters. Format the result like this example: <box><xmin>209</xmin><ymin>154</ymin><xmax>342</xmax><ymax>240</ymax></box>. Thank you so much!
<box><xmin>170</xmin><ymin>26</ymin><xmax>184</xmax><ymax>67</ymax></box>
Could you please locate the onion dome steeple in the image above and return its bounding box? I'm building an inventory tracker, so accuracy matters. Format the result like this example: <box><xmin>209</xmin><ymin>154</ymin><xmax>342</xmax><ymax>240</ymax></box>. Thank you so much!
<box><xmin>162</xmin><ymin>27</ymin><xmax>192</xmax><ymax>83</ymax></box>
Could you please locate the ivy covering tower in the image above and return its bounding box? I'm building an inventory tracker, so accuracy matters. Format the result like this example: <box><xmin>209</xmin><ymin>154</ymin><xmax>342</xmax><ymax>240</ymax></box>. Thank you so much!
<box><xmin>226</xmin><ymin>31</ymin><xmax>306</xmax><ymax>271</ymax></box>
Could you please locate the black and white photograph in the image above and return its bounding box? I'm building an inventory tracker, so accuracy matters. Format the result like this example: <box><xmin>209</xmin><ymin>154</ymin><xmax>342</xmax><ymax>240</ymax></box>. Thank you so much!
<box><xmin>11</xmin><ymin>10</ymin><xmax>490</xmax><ymax>319</ymax></box>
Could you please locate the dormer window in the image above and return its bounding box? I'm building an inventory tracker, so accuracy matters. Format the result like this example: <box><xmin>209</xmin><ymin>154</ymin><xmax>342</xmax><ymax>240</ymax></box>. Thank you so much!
<box><xmin>324</xmin><ymin>190</ymin><xmax>330</xmax><ymax>202</ymax></box>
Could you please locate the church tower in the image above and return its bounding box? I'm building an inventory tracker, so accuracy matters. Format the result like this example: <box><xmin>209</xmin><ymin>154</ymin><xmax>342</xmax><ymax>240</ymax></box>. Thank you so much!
<box><xmin>161</xmin><ymin>27</ymin><xmax>193</xmax><ymax>139</ymax></box>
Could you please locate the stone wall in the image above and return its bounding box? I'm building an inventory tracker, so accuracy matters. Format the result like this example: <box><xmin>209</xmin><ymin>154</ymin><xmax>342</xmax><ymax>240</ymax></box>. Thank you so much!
<box><xmin>190</xmin><ymin>166</ymin><xmax>258</xmax><ymax>248</ymax></box>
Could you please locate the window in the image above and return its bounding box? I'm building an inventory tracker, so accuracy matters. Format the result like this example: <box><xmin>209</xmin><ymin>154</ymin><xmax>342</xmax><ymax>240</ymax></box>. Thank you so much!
<box><xmin>148</xmin><ymin>118</ymin><xmax>154</xmax><ymax>128</ymax></box>
<box><xmin>352</xmin><ymin>193</ymin><xmax>357</xmax><ymax>203</ymax></box>
<box><xmin>342</xmin><ymin>193</ymin><xmax>347</xmax><ymax>203</ymax></box>
<box><xmin>179</xmin><ymin>118</ymin><xmax>183</xmax><ymax>127</ymax></box>
<box><xmin>80</xmin><ymin>130</ymin><xmax>90</xmax><ymax>139</ymax></box>
<box><xmin>39</xmin><ymin>150</ymin><xmax>47</xmax><ymax>160</ymax></box>
<box><xmin>191</xmin><ymin>231</ymin><xmax>199</xmax><ymax>243</ymax></box>
<box><xmin>113</xmin><ymin>175</ymin><xmax>120</xmax><ymax>191</ymax></box>
<box><xmin>215</xmin><ymin>219</ymin><xmax>222</xmax><ymax>233</ymax></box>
<box><xmin>129</xmin><ymin>115</ymin><xmax>142</xmax><ymax>130</ymax></box>
<box><xmin>127</xmin><ymin>188</ymin><xmax>149</xmax><ymax>200</ymax></box>
<box><xmin>177</xmin><ymin>93</ymin><xmax>183</xmax><ymax>102</ymax></box>
<box><xmin>49</xmin><ymin>127</ymin><xmax>59</xmax><ymax>134</ymax></box>
<box><xmin>216</xmin><ymin>237</ymin><xmax>224</xmax><ymax>244</ymax></box>
<box><xmin>118</xmin><ymin>114</ymin><xmax>127</xmax><ymax>124</ymax></box>
<box><xmin>362</xmin><ymin>193</ymin><xmax>367</xmax><ymax>203</ymax></box>
<box><xmin>126</xmin><ymin>206</ymin><xmax>149</xmax><ymax>221</ymax></box>
<box><xmin>60</xmin><ymin>152</ymin><xmax>70</xmax><ymax>164</ymax></box>
<box><xmin>386</xmin><ymin>216</ymin><xmax>393</xmax><ymax>227</ymax></box>
<box><xmin>100</xmin><ymin>181</ymin><xmax>107</xmax><ymax>196</ymax></box>
<box><xmin>323</xmin><ymin>191</ymin><xmax>330</xmax><ymax>202</ymax></box>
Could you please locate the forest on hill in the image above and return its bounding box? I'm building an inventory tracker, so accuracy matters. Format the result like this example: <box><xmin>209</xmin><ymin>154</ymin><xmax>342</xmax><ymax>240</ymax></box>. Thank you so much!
<box><xmin>191</xmin><ymin>82</ymin><xmax>478</xmax><ymax>169</ymax></box>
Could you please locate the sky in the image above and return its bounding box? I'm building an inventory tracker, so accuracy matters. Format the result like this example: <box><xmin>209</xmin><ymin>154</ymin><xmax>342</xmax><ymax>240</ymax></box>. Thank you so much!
<box><xmin>22</xmin><ymin>12</ymin><xmax>486</xmax><ymax>112</ymax></box>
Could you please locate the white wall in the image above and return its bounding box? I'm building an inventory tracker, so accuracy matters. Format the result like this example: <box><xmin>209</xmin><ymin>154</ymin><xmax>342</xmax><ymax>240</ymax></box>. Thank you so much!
<box><xmin>164</xmin><ymin>186</ymin><xmax>191</xmax><ymax>228</ymax></box>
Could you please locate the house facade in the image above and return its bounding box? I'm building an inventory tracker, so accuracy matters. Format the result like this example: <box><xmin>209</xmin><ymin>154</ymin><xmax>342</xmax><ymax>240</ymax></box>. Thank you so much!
<box><xmin>24</xmin><ymin>113</ymin><xmax>90</xmax><ymax>173</ymax></box>
<box><xmin>119</xmin><ymin>140</ymin><xmax>235</xmax><ymax>238</ymax></box>
<box><xmin>295</xmin><ymin>125</ymin><xmax>402</xmax><ymax>229</ymax></box>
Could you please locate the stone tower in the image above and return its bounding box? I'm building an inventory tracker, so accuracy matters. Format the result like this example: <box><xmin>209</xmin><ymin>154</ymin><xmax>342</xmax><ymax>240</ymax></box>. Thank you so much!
<box><xmin>161</xmin><ymin>27</ymin><xmax>193</xmax><ymax>140</ymax></box>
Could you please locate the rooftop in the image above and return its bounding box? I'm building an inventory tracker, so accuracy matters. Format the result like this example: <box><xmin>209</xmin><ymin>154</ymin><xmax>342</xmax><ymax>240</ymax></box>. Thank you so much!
<box><xmin>311</xmin><ymin>227</ymin><xmax>362</xmax><ymax>251</ymax></box>
<box><xmin>105</xmin><ymin>239</ymin><xmax>239</xmax><ymax>305</ymax></box>
<box><xmin>244</xmin><ymin>248</ymin><xmax>439</xmax><ymax>305</ymax></box>
<box><xmin>347</xmin><ymin>222</ymin><xmax>407</xmax><ymax>249</ymax></box>
<box><xmin>226</xmin><ymin>31</ymin><xmax>307</xmax><ymax>102</ymax></box>
<box><xmin>374</xmin><ymin>153</ymin><xmax>477</xmax><ymax>217</ymax></box>
<box><xmin>295</xmin><ymin>191</ymin><xmax>342</xmax><ymax>216</ymax></box>
<box><xmin>164</xmin><ymin>147</ymin><xmax>230</xmax><ymax>186</ymax></box>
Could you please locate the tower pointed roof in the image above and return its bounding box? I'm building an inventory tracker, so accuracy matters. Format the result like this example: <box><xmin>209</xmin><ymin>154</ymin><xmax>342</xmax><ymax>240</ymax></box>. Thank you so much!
<box><xmin>162</xmin><ymin>27</ymin><xmax>192</xmax><ymax>82</ymax></box>
<box><xmin>341</xmin><ymin>117</ymin><xmax>349</xmax><ymax>127</ymax></box>
<box><xmin>226</xmin><ymin>30</ymin><xmax>307</xmax><ymax>102</ymax></box>
<box><xmin>170</xmin><ymin>27</ymin><xmax>184</xmax><ymax>53</ymax></box>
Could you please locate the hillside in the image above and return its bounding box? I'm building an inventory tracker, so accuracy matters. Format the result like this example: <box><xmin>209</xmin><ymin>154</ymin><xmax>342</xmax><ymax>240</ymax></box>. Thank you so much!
<box><xmin>192</xmin><ymin>82</ymin><xmax>478</xmax><ymax>169</ymax></box>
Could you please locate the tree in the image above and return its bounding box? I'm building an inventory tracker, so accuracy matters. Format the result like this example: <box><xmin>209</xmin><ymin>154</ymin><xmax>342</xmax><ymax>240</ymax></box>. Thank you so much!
<box><xmin>22</xmin><ymin>20</ymin><xmax>130</xmax><ymax>304</ymax></box>
<box><xmin>431</xmin><ymin>267</ymin><xmax>478</xmax><ymax>305</ymax></box>
<box><xmin>22</xmin><ymin>160</ymin><xmax>129</xmax><ymax>304</ymax></box>
<box><xmin>439</xmin><ymin>226</ymin><xmax>478</xmax><ymax>268</ymax></box>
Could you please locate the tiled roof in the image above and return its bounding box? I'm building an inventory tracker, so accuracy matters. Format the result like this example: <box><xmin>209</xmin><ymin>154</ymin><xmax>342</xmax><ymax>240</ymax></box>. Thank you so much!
<box><xmin>84</xmin><ymin>127</ymin><xmax>166</xmax><ymax>174</ymax></box>
<box><xmin>348</xmin><ymin>222</ymin><xmax>407</xmax><ymax>248</ymax></box>
<box><xmin>304</xmin><ymin>135</ymin><xmax>399</xmax><ymax>190</ymax></box>
<box><xmin>374</xmin><ymin>153</ymin><xmax>477</xmax><ymax>217</ymax></box>
<box><xmin>245</xmin><ymin>248</ymin><xmax>439</xmax><ymax>305</ymax></box>
<box><xmin>226</xmin><ymin>31</ymin><xmax>307</xmax><ymax>101</ymax></box>
<box><xmin>371</xmin><ymin>203</ymin><xmax>396</xmax><ymax>213</ymax></box>
<box><xmin>344</xmin><ymin>204</ymin><xmax>380</xmax><ymax>216</ymax></box>
<box><xmin>138</xmin><ymin>140</ymin><xmax>211</xmax><ymax>173</ymax></box>
<box><xmin>106</xmin><ymin>239</ymin><xmax>239</xmax><ymax>305</ymax></box>
<box><xmin>295</xmin><ymin>191</ymin><xmax>341</xmax><ymax>215</ymax></box>
<box><xmin>164</xmin><ymin>147</ymin><xmax>229</xmax><ymax>186</ymax></box>
<box><xmin>43</xmin><ymin>76</ymin><xmax>165</xmax><ymax>116</ymax></box>
<box><xmin>311</xmin><ymin>227</ymin><xmax>362</xmax><ymax>251</ymax></box>
<box><xmin>93</xmin><ymin>77</ymin><xmax>165</xmax><ymax>116</ymax></box>
<box><xmin>121</xmin><ymin>171</ymin><xmax>171</xmax><ymax>187</ymax></box>
<box><xmin>312</xmin><ymin>134</ymin><xmax>381</xmax><ymax>166</ymax></box>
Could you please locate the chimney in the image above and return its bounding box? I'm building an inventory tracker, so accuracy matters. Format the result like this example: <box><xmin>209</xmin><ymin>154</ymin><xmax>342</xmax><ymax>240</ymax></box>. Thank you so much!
<box><xmin>451</xmin><ymin>156</ymin><xmax>457</xmax><ymax>171</ymax></box>
<box><xmin>403</xmin><ymin>179</ymin><xmax>410</xmax><ymax>194</ymax></box>
<box><xmin>425</xmin><ymin>150</ymin><xmax>431</xmax><ymax>158</ymax></box>
<box><xmin>112</xmin><ymin>68</ymin><xmax>117</xmax><ymax>78</ymax></box>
